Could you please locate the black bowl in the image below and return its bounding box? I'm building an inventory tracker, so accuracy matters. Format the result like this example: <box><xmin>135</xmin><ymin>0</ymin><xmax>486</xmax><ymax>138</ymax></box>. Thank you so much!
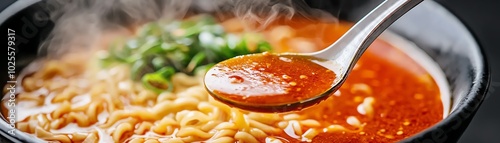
<box><xmin>0</xmin><ymin>0</ymin><xmax>490</xmax><ymax>142</ymax></box>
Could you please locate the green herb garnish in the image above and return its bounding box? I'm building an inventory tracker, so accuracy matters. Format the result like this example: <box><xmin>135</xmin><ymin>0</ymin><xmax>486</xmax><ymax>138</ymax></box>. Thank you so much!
<box><xmin>100</xmin><ymin>15</ymin><xmax>272</xmax><ymax>93</ymax></box>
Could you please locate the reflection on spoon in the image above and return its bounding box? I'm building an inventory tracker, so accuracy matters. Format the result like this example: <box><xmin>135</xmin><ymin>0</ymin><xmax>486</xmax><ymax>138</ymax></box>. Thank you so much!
<box><xmin>205</xmin><ymin>52</ymin><xmax>337</xmax><ymax>112</ymax></box>
<box><xmin>204</xmin><ymin>0</ymin><xmax>423</xmax><ymax>112</ymax></box>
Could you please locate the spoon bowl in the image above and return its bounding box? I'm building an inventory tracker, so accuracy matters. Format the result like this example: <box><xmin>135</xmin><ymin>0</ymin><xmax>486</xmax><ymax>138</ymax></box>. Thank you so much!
<box><xmin>204</xmin><ymin>0</ymin><xmax>424</xmax><ymax>112</ymax></box>
<box><xmin>205</xmin><ymin>52</ymin><xmax>340</xmax><ymax>112</ymax></box>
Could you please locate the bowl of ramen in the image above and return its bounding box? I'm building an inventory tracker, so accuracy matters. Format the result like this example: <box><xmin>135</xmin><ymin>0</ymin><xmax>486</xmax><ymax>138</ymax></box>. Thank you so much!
<box><xmin>0</xmin><ymin>0</ymin><xmax>490</xmax><ymax>143</ymax></box>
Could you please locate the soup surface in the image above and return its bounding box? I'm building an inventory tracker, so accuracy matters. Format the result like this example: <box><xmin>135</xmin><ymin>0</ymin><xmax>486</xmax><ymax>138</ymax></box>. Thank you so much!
<box><xmin>204</xmin><ymin>52</ymin><xmax>336</xmax><ymax>109</ymax></box>
<box><xmin>2</xmin><ymin>15</ymin><xmax>443</xmax><ymax>143</ymax></box>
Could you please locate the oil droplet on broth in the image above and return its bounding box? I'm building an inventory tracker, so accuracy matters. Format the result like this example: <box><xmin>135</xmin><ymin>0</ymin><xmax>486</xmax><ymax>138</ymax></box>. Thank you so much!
<box><xmin>229</xmin><ymin>75</ymin><xmax>244</xmax><ymax>84</ymax></box>
<box><xmin>204</xmin><ymin>53</ymin><xmax>336</xmax><ymax>109</ymax></box>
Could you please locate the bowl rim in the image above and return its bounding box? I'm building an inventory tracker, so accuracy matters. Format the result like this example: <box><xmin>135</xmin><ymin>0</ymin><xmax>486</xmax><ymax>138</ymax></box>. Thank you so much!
<box><xmin>395</xmin><ymin>0</ymin><xmax>490</xmax><ymax>142</ymax></box>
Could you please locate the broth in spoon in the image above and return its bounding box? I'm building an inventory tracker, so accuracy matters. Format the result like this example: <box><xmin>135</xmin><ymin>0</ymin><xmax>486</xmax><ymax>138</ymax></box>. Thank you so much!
<box><xmin>205</xmin><ymin>52</ymin><xmax>336</xmax><ymax>112</ymax></box>
<box><xmin>204</xmin><ymin>0</ymin><xmax>423</xmax><ymax>112</ymax></box>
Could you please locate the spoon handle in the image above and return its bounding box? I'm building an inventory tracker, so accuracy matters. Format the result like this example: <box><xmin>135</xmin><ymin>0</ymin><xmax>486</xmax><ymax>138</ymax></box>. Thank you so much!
<box><xmin>311</xmin><ymin>0</ymin><xmax>423</xmax><ymax>68</ymax></box>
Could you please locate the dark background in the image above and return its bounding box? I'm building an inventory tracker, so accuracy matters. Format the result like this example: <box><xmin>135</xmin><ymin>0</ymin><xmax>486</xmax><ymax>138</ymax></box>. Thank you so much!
<box><xmin>436</xmin><ymin>0</ymin><xmax>500</xmax><ymax>142</ymax></box>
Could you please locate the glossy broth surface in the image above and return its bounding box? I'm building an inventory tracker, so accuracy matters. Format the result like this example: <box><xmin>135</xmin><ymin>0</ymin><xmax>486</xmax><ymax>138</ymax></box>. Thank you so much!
<box><xmin>272</xmin><ymin>41</ymin><xmax>443</xmax><ymax>142</ymax></box>
<box><xmin>1</xmin><ymin>16</ymin><xmax>443</xmax><ymax>143</ymax></box>
<box><xmin>205</xmin><ymin>52</ymin><xmax>336</xmax><ymax>106</ymax></box>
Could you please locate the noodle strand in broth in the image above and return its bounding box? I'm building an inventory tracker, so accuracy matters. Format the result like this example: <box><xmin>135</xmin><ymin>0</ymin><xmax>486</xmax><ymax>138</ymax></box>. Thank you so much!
<box><xmin>2</xmin><ymin>16</ymin><xmax>443</xmax><ymax>143</ymax></box>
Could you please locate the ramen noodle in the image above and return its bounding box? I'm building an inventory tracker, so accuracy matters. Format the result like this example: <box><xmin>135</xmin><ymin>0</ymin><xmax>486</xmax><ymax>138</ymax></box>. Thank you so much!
<box><xmin>2</xmin><ymin>16</ymin><xmax>443</xmax><ymax>143</ymax></box>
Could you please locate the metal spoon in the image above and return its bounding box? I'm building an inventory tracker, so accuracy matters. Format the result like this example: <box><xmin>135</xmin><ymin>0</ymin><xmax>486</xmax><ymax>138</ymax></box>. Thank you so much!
<box><xmin>204</xmin><ymin>0</ymin><xmax>423</xmax><ymax>112</ymax></box>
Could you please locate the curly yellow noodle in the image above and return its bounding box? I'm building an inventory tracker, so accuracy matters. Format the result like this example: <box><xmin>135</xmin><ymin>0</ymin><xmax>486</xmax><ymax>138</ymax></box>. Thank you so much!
<box><xmin>230</xmin><ymin>108</ymin><xmax>250</xmax><ymax>131</ymax></box>
<box><xmin>152</xmin><ymin>117</ymin><xmax>177</xmax><ymax>134</ymax></box>
<box><xmin>178</xmin><ymin>111</ymin><xmax>210</xmax><ymax>126</ymax></box>
<box><xmin>49</xmin><ymin>118</ymin><xmax>65</xmax><ymax>129</ymax></box>
<box><xmin>247</xmin><ymin>113</ymin><xmax>282</xmax><ymax>125</ymax></box>
<box><xmin>135</xmin><ymin>122</ymin><xmax>153</xmax><ymax>135</ymax></box>
<box><xmin>248</xmin><ymin>119</ymin><xmax>280</xmax><ymax>133</ymax></box>
<box><xmin>52</xmin><ymin>87</ymin><xmax>78</xmax><ymax>103</ymax></box>
<box><xmin>36</xmin><ymin>114</ymin><xmax>50</xmax><ymax>130</ymax></box>
<box><xmin>176</xmin><ymin>86</ymin><xmax>206</xmax><ymax>98</ymax></box>
<box><xmin>144</xmin><ymin>139</ymin><xmax>161</xmax><ymax>143</ymax></box>
<box><xmin>17</xmin><ymin>122</ymin><xmax>29</xmax><ymax>132</ymax></box>
<box><xmin>152</xmin><ymin>98</ymin><xmax>199</xmax><ymax>115</ymax></box>
<box><xmin>234</xmin><ymin>131</ymin><xmax>259</xmax><ymax>143</ymax></box>
<box><xmin>46</xmin><ymin>80</ymin><xmax>69</xmax><ymax>91</ymax></box>
<box><xmin>89</xmin><ymin>82</ymin><xmax>106</xmax><ymax>98</ymax></box>
<box><xmin>137</xmin><ymin>90</ymin><xmax>157</xmax><ymax>105</ymax></box>
<box><xmin>166</xmin><ymin>138</ymin><xmax>185</xmax><ymax>143</ymax></box>
<box><xmin>208</xmin><ymin>97</ymin><xmax>232</xmax><ymax>114</ymax></box>
<box><xmin>283</xmin><ymin>114</ymin><xmax>301</xmax><ymax>120</ymax></box>
<box><xmin>82</xmin><ymin>132</ymin><xmax>98</xmax><ymax>143</ymax></box>
<box><xmin>27</xmin><ymin>118</ymin><xmax>37</xmax><ymax>133</ymax></box>
<box><xmin>197</xmin><ymin>102</ymin><xmax>216</xmax><ymax>113</ymax></box>
<box><xmin>209</xmin><ymin>137</ymin><xmax>235</xmax><ymax>143</ymax></box>
<box><xmin>200</xmin><ymin>120</ymin><xmax>222</xmax><ymax>131</ymax></box>
<box><xmin>35</xmin><ymin>127</ymin><xmax>71</xmax><ymax>143</ymax></box>
<box><xmin>176</xmin><ymin>127</ymin><xmax>213</xmax><ymax>139</ymax></box>
<box><xmin>265</xmin><ymin>137</ymin><xmax>284</xmax><ymax>143</ymax></box>
<box><xmin>10</xmin><ymin>58</ymin><xmax>363</xmax><ymax>143</ymax></box>
<box><xmin>249</xmin><ymin>128</ymin><xmax>267</xmax><ymax>139</ymax></box>
<box><xmin>165</xmin><ymin>126</ymin><xmax>177</xmax><ymax>135</ymax></box>
<box><xmin>181</xmin><ymin>136</ymin><xmax>204</xmax><ymax>143</ymax></box>
<box><xmin>72</xmin><ymin>133</ymin><xmax>89</xmax><ymax>142</ymax></box>
<box><xmin>128</xmin><ymin>138</ymin><xmax>145</xmax><ymax>143</ymax></box>
<box><xmin>172</xmin><ymin>73</ymin><xmax>199</xmax><ymax>87</ymax></box>
<box><xmin>112</xmin><ymin>122</ymin><xmax>134</xmax><ymax>142</ymax></box>
<box><xmin>117</xmin><ymin>81</ymin><xmax>135</xmax><ymax>95</ymax></box>
<box><xmin>51</xmin><ymin>101</ymin><xmax>71</xmax><ymax>119</ymax></box>
<box><xmin>302</xmin><ymin>128</ymin><xmax>320</xmax><ymax>142</ymax></box>
<box><xmin>70</xmin><ymin>98</ymin><xmax>91</xmax><ymax>111</ymax></box>
<box><xmin>105</xmin><ymin>77</ymin><xmax>124</xmax><ymax>110</ymax></box>
<box><xmin>290</xmin><ymin>120</ymin><xmax>303</xmax><ymax>136</ymax></box>
<box><xmin>299</xmin><ymin>119</ymin><xmax>321</xmax><ymax>128</ymax></box>
<box><xmin>210</xmin><ymin>129</ymin><xmax>237</xmax><ymax>139</ymax></box>
<box><xmin>277</xmin><ymin>121</ymin><xmax>288</xmax><ymax>129</ymax></box>
<box><xmin>214</xmin><ymin>122</ymin><xmax>238</xmax><ymax>130</ymax></box>
<box><xmin>21</xmin><ymin>77</ymin><xmax>39</xmax><ymax>92</ymax></box>
<box><xmin>86</xmin><ymin>102</ymin><xmax>102</xmax><ymax>123</ymax></box>
<box><xmin>17</xmin><ymin>92</ymin><xmax>44</xmax><ymax>102</ymax></box>
<box><xmin>66</xmin><ymin>112</ymin><xmax>89</xmax><ymax>127</ymax></box>
<box><xmin>103</xmin><ymin>93</ymin><xmax>118</xmax><ymax>112</ymax></box>
<box><xmin>156</xmin><ymin>92</ymin><xmax>177</xmax><ymax>102</ymax></box>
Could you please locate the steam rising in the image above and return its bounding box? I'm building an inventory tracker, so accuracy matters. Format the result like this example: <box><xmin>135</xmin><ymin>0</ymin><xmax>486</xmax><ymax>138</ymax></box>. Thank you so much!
<box><xmin>40</xmin><ymin>0</ymin><xmax>337</xmax><ymax>58</ymax></box>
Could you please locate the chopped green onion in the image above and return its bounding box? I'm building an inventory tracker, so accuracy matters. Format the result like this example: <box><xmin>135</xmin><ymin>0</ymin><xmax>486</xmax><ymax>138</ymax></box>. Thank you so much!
<box><xmin>156</xmin><ymin>67</ymin><xmax>176</xmax><ymax>79</ymax></box>
<box><xmin>194</xmin><ymin>63</ymin><xmax>215</xmax><ymax>75</ymax></box>
<box><xmin>186</xmin><ymin>52</ymin><xmax>206</xmax><ymax>73</ymax></box>
<box><xmin>141</xmin><ymin>71</ymin><xmax>173</xmax><ymax>93</ymax></box>
<box><xmin>257</xmin><ymin>41</ymin><xmax>272</xmax><ymax>52</ymax></box>
<box><xmin>152</xmin><ymin>56</ymin><xmax>167</xmax><ymax>70</ymax></box>
<box><xmin>131</xmin><ymin>60</ymin><xmax>146</xmax><ymax>80</ymax></box>
<box><xmin>99</xmin><ymin>15</ymin><xmax>274</xmax><ymax>94</ymax></box>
